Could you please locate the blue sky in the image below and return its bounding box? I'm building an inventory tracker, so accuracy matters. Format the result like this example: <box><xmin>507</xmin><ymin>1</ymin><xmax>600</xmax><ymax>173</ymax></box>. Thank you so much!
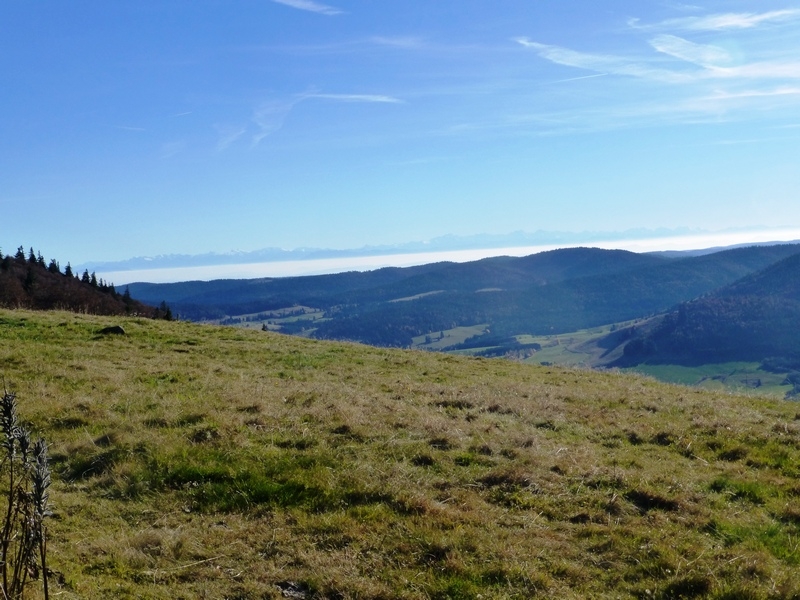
<box><xmin>3</xmin><ymin>1</ymin><xmax>800</xmax><ymax>268</ymax></box>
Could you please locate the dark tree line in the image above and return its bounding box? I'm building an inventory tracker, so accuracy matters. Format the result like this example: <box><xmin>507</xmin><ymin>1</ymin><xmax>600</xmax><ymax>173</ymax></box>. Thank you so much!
<box><xmin>617</xmin><ymin>295</ymin><xmax>800</xmax><ymax>368</ymax></box>
<box><xmin>0</xmin><ymin>245</ymin><xmax>171</xmax><ymax>319</ymax></box>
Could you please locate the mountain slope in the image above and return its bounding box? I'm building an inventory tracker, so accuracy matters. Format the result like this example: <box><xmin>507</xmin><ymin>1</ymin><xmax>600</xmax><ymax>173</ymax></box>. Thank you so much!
<box><xmin>311</xmin><ymin>244</ymin><xmax>800</xmax><ymax>346</ymax></box>
<box><xmin>129</xmin><ymin>243</ymin><xmax>800</xmax><ymax>347</ymax></box>
<box><xmin>486</xmin><ymin>244</ymin><xmax>800</xmax><ymax>337</ymax></box>
<box><xmin>613</xmin><ymin>251</ymin><xmax>800</xmax><ymax>368</ymax></box>
<box><xmin>127</xmin><ymin>248</ymin><xmax>667</xmax><ymax>311</ymax></box>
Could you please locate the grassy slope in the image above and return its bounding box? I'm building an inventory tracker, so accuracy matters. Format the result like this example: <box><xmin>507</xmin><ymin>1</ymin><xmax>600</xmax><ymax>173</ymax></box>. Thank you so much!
<box><xmin>3</xmin><ymin>309</ymin><xmax>800</xmax><ymax>599</ymax></box>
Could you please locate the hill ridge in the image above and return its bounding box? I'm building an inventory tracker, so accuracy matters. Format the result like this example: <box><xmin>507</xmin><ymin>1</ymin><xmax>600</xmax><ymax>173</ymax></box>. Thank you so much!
<box><xmin>128</xmin><ymin>244</ymin><xmax>800</xmax><ymax>345</ymax></box>
<box><xmin>0</xmin><ymin>246</ymin><xmax>157</xmax><ymax>316</ymax></box>
<box><xmin>607</xmin><ymin>248</ymin><xmax>800</xmax><ymax>374</ymax></box>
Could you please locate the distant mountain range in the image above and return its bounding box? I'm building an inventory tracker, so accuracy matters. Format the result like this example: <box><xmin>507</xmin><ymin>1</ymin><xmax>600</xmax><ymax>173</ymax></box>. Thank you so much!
<box><xmin>79</xmin><ymin>228</ymin><xmax>705</xmax><ymax>272</ymax></box>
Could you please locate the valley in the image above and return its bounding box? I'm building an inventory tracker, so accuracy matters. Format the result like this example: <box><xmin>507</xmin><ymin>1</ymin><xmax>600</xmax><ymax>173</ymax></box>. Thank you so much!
<box><xmin>136</xmin><ymin>243</ymin><xmax>800</xmax><ymax>398</ymax></box>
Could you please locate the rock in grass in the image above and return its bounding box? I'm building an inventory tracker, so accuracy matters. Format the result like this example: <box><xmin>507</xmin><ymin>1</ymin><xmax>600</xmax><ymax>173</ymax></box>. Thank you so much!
<box><xmin>98</xmin><ymin>325</ymin><xmax>126</xmax><ymax>335</ymax></box>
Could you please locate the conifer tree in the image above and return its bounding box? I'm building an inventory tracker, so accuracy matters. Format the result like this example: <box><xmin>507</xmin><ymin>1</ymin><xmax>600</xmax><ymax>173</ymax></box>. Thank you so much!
<box><xmin>24</xmin><ymin>267</ymin><xmax>35</xmax><ymax>292</ymax></box>
<box><xmin>158</xmin><ymin>301</ymin><xmax>173</xmax><ymax>320</ymax></box>
<box><xmin>123</xmin><ymin>286</ymin><xmax>133</xmax><ymax>314</ymax></box>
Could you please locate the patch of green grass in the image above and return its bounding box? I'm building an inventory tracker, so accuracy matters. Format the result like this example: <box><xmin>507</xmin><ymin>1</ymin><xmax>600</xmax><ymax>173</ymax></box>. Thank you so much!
<box><xmin>708</xmin><ymin>520</ymin><xmax>800</xmax><ymax>565</ymax></box>
<box><xmin>629</xmin><ymin>362</ymin><xmax>791</xmax><ymax>395</ymax></box>
<box><xmin>412</xmin><ymin>324</ymin><xmax>488</xmax><ymax>350</ymax></box>
<box><xmin>709</xmin><ymin>476</ymin><xmax>770</xmax><ymax>504</ymax></box>
<box><xmin>483</xmin><ymin>319</ymin><xmax>797</xmax><ymax>398</ymax></box>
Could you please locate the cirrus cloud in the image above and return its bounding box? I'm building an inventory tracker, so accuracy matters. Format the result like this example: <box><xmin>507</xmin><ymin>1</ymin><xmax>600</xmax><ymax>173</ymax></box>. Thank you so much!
<box><xmin>271</xmin><ymin>0</ymin><xmax>342</xmax><ymax>16</ymax></box>
<box><xmin>649</xmin><ymin>34</ymin><xmax>731</xmax><ymax>67</ymax></box>
<box><xmin>631</xmin><ymin>9</ymin><xmax>800</xmax><ymax>31</ymax></box>
<box><xmin>515</xmin><ymin>38</ymin><xmax>690</xmax><ymax>83</ymax></box>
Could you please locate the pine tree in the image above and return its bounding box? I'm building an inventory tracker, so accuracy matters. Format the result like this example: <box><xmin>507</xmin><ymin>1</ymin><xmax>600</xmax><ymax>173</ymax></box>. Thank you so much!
<box><xmin>24</xmin><ymin>267</ymin><xmax>35</xmax><ymax>292</ymax></box>
<box><xmin>123</xmin><ymin>287</ymin><xmax>133</xmax><ymax>314</ymax></box>
<box><xmin>158</xmin><ymin>301</ymin><xmax>173</xmax><ymax>320</ymax></box>
<box><xmin>47</xmin><ymin>259</ymin><xmax>60</xmax><ymax>275</ymax></box>
<box><xmin>64</xmin><ymin>263</ymin><xmax>73</xmax><ymax>277</ymax></box>
<box><xmin>81</xmin><ymin>270</ymin><xmax>91</xmax><ymax>284</ymax></box>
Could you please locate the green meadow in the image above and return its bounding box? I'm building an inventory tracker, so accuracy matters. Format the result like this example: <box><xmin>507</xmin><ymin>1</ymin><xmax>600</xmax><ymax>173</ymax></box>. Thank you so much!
<box><xmin>3</xmin><ymin>308</ymin><xmax>800</xmax><ymax>598</ymax></box>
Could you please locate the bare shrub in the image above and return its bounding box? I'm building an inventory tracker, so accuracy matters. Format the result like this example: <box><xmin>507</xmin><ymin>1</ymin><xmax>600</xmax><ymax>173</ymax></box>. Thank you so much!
<box><xmin>1</xmin><ymin>389</ymin><xmax>52</xmax><ymax>599</ymax></box>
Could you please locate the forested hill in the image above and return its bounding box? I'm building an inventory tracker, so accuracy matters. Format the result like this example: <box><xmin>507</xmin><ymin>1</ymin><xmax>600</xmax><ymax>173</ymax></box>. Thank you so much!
<box><xmin>0</xmin><ymin>246</ymin><xmax>156</xmax><ymax>316</ymax></box>
<box><xmin>617</xmin><ymin>251</ymin><xmax>800</xmax><ymax>368</ymax></box>
<box><xmin>129</xmin><ymin>243</ymin><xmax>800</xmax><ymax>348</ymax></box>
<box><xmin>127</xmin><ymin>247</ymin><xmax>667</xmax><ymax>312</ymax></box>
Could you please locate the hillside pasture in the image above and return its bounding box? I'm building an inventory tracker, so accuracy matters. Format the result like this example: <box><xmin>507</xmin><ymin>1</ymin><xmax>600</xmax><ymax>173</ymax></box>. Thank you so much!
<box><xmin>2</xmin><ymin>309</ymin><xmax>800</xmax><ymax>598</ymax></box>
<box><xmin>630</xmin><ymin>362</ymin><xmax>792</xmax><ymax>397</ymax></box>
<box><xmin>412</xmin><ymin>324</ymin><xmax>488</xmax><ymax>350</ymax></box>
<box><xmin>217</xmin><ymin>306</ymin><xmax>328</xmax><ymax>334</ymax></box>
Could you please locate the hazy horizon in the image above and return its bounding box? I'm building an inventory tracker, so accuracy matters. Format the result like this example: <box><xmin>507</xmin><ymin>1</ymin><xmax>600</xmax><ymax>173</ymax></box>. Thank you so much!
<box><xmin>96</xmin><ymin>227</ymin><xmax>800</xmax><ymax>285</ymax></box>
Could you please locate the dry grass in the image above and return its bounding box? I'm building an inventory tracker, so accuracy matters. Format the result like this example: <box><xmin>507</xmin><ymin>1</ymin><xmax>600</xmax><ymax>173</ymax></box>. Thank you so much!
<box><xmin>2</xmin><ymin>308</ymin><xmax>800</xmax><ymax>598</ymax></box>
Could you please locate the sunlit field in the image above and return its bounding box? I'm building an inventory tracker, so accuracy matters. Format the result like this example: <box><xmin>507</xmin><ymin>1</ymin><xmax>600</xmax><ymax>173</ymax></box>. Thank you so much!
<box><xmin>3</xmin><ymin>309</ymin><xmax>800</xmax><ymax>598</ymax></box>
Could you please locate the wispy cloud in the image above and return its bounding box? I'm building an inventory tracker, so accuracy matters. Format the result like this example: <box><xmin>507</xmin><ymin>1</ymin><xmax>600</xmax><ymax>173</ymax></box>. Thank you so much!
<box><xmin>252</xmin><ymin>99</ymin><xmax>299</xmax><ymax>146</ymax></box>
<box><xmin>249</xmin><ymin>92</ymin><xmax>404</xmax><ymax>146</ymax></box>
<box><xmin>705</xmin><ymin>86</ymin><xmax>800</xmax><ymax>101</ymax></box>
<box><xmin>159</xmin><ymin>141</ymin><xmax>186</xmax><ymax>159</ymax></box>
<box><xmin>661</xmin><ymin>2</ymin><xmax>703</xmax><ymax>12</ymax></box>
<box><xmin>369</xmin><ymin>36</ymin><xmax>426</xmax><ymax>49</ymax></box>
<box><xmin>304</xmin><ymin>93</ymin><xmax>404</xmax><ymax>103</ymax></box>
<box><xmin>515</xmin><ymin>38</ymin><xmax>688</xmax><ymax>83</ymax></box>
<box><xmin>492</xmin><ymin>82</ymin><xmax>800</xmax><ymax>139</ymax></box>
<box><xmin>519</xmin><ymin>14</ymin><xmax>800</xmax><ymax>86</ymax></box>
<box><xmin>551</xmin><ymin>73</ymin><xmax>609</xmax><ymax>84</ymax></box>
<box><xmin>271</xmin><ymin>0</ymin><xmax>342</xmax><ymax>16</ymax></box>
<box><xmin>709</xmin><ymin>61</ymin><xmax>800</xmax><ymax>80</ymax></box>
<box><xmin>634</xmin><ymin>9</ymin><xmax>800</xmax><ymax>31</ymax></box>
<box><xmin>387</xmin><ymin>155</ymin><xmax>450</xmax><ymax>167</ymax></box>
<box><xmin>649</xmin><ymin>34</ymin><xmax>730</xmax><ymax>67</ymax></box>
<box><xmin>215</xmin><ymin>124</ymin><xmax>247</xmax><ymax>151</ymax></box>
<box><xmin>509</xmin><ymin>4</ymin><xmax>800</xmax><ymax>141</ymax></box>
